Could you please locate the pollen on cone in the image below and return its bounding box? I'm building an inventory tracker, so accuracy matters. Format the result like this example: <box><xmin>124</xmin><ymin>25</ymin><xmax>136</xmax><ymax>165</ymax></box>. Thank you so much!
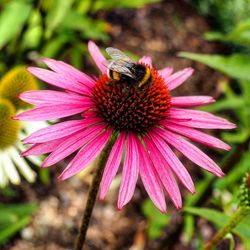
<box><xmin>0</xmin><ymin>98</ymin><xmax>20</xmax><ymax>149</ymax></box>
<box><xmin>0</xmin><ymin>66</ymin><xmax>38</xmax><ymax>109</ymax></box>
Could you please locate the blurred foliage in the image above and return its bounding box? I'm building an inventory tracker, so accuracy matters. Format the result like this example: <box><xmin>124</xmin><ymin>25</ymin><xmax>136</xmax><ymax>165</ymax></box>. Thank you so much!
<box><xmin>142</xmin><ymin>199</ymin><xmax>170</xmax><ymax>239</ymax></box>
<box><xmin>178</xmin><ymin>52</ymin><xmax>250</xmax><ymax>81</ymax></box>
<box><xmin>189</xmin><ymin>0</ymin><xmax>250</xmax><ymax>32</ymax></box>
<box><xmin>0</xmin><ymin>203</ymin><xmax>37</xmax><ymax>245</ymax></box>
<box><xmin>204</xmin><ymin>18</ymin><xmax>250</xmax><ymax>48</ymax></box>
<box><xmin>184</xmin><ymin>207</ymin><xmax>250</xmax><ymax>241</ymax></box>
<box><xmin>0</xmin><ymin>0</ymin><xmax>158</xmax><ymax>74</ymax></box>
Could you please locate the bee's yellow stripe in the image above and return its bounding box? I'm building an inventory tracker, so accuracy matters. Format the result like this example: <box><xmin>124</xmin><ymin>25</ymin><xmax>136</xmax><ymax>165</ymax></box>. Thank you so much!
<box><xmin>112</xmin><ymin>71</ymin><xmax>120</xmax><ymax>81</ymax></box>
<box><xmin>138</xmin><ymin>67</ymin><xmax>151</xmax><ymax>87</ymax></box>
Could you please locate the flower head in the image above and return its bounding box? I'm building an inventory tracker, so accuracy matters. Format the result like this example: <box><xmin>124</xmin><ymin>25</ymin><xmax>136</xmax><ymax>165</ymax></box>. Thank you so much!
<box><xmin>0</xmin><ymin>67</ymin><xmax>45</xmax><ymax>187</ymax></box>
<box><xmin>14</xmin><ymin>41</ymin><xmax>236</xmax><ymax>212</ymax></box>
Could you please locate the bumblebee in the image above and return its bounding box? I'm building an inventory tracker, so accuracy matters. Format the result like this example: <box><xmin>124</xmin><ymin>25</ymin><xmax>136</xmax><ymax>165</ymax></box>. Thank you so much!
<box><xmin>105</xmin><ymin>47</ymin><xmax>152</xmax><ymax>88</ymax></box>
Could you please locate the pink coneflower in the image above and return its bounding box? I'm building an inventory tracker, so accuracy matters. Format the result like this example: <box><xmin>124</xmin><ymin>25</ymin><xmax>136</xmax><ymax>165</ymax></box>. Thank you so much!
<box><xmin>14</xmin><ymin>41</ymin><xmax>235</xmax><ymax>212</ymax></box>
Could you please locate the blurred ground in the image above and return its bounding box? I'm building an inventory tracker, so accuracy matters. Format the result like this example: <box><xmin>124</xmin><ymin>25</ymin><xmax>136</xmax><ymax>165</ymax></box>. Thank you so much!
<box><xmin>3</xmin><ymin>1</ymin><xmax>227</xmax><ymax>249</ymax></box>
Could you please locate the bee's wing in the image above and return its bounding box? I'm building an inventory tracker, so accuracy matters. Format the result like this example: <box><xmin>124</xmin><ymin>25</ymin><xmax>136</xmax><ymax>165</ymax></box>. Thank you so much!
<box><xmin>108</xmin><ymin>60</ymin><xmax>134</xmax><ymax>78</ymax></box>
<box><xmin>106</xmin><ymin>47</ymin><xmax>136</xmax><ymax>63</ymax></box>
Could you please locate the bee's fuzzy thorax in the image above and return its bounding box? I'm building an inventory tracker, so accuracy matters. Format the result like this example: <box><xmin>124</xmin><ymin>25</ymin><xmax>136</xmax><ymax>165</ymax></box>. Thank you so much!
<box><xmin>92</xmin><ymin>68</ymin><xmax>171</xmax><ymax>133</ymax></box>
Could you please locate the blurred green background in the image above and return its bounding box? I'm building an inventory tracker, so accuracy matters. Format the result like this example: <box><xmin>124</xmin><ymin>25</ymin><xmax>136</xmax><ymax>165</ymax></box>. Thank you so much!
<box><xmin>0</xmin><ymin>0</ymin><xmax>250</xmax><ymax>249</ymax></box>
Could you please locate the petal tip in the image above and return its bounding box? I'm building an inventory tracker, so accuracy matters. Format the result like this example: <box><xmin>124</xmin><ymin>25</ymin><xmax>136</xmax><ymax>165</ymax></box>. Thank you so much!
<box><xmin>57</xmin><ymin>174</ymin><xmax>64</xmax><ymax>181</ymax></box>
<box><xmin>11</xmin><ymin>115</ymin><xmax>19</xmax><ymax>120</ymax></box>
<box><xmin>158</xmin><ymin>206</ymin><xmax>167</xmax><ymax>214</ymax></box>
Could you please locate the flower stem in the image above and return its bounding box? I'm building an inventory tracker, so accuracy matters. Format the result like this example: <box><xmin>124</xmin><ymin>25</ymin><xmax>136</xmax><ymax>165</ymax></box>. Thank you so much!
<box><xmin>74</xmin><ymin>133</ymin><xmax>118</xmax><ymax>250</ymax></box>
<box><xmin>204</xmin><ymin>207</ymin><xmax>249</xmax><ymax>250</ymax></box>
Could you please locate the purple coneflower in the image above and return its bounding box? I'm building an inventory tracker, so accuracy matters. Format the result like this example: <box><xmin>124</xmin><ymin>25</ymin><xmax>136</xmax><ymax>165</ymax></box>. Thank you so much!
<box><xmin>14</xmin><ymin>41</ymin><xmax>235</xmax><ymax>212</ymax></box>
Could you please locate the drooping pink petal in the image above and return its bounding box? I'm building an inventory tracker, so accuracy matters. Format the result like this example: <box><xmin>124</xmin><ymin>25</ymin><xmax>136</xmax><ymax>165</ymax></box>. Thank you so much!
<box><xmin>136</xmin><ymin>136</ymin><xmax>166</xmax><ymax>212</ymax></box>
<box><xmin>22</xmin><ymin>117</ymin><xmax>101</xmax><ymax>144</ymax></box>
<box><xmin>158</xmin><ymin>67</ymin><xmax>173</xmax><ymax>80</ymax></box>
<box><xmin>167</xmin><ymin>108</ymin><xmax>236</xmax><ymax>129</ymax></box>
<box><xmin>59</xmin><ymin>128</ymin><xmax>113</xmax><ymax>180</ymax></box>
<box><xmin>27</xmin><ymin>67</ymin><xmax>91</xmax><ymax>96</ymax></box>
<box><xmin>42</xmin><ymin>124</ymin><xmax>106</xmax><ymax>167</ymax></box>
<box><xmin>148</xmin><ymin>131</ymin><xmax>195</xmax><ymax>193</ymax></box>
<box><xmin>19</xmin><ymin>90</ymin><xmax>93</xmax><ymax>107</ymax></box>
<box><xmin>42</xmin><ymin>58</ymin><xmax>95</xmax><ymax>88</ymax></box>
<box><xmin>155</xmin><ymin>128</ymin><xmax>224</xmax><ymax>177</ymax></box>
<box><xmin>139</xmin><ymin>56</ymin><xmax>152</xmax><ymax>67</ymax></box>
<box><xmin>171</xmin><ymin>96</ymin><xmax>215</xmax><ymax>107</ymax></box>
<box><xmin>165</xmin><ymin>68</ymin><xmax>194</xmax><ymax>91</ymax></box>
<box><xmin>13</xmin><ymin>103</ymin><xmax>92</xmax><ymax>121</ymax></box>
<box><xmin>118</xmin><ymin>133</ymin><xmax>140</xmax><ymax>209</ymax></box>
<box><xmin>144</xmin><ymin>135</ymin><xmax>183</xmax><ymax>208</ymax></box>
<box><xmin>99</xmin><ymin>132</ymin><xmax>126</xmax><ymax>200</ymax></box>
<box><xmin>162</xmin><ymin>122</ymin><xmax>230</xmax><ymax>150</ymax></box>
<box><xmin>21</xmin><ymin>137</ymin><xmax>67</xmax><ymax>156</ymax></box>
<box><xmin>88</xmin><ymin>41</ymin><xmax>107</xmax><ymax>73</ymax></box>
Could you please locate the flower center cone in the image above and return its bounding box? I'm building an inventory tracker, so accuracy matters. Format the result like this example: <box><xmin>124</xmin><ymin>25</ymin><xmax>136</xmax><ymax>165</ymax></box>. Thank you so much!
<box><xmin>92</xmin><ymin>67</ymin><xmax>171</xmax><ymax>133</ymax></box>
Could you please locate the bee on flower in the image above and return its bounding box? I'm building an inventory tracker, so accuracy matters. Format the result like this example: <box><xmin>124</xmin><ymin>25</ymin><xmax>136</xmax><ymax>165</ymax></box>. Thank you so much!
<box><xmin>14</xmin><ymin>42</ymin><xmax>235</xmax><ymax>212</ymax></box>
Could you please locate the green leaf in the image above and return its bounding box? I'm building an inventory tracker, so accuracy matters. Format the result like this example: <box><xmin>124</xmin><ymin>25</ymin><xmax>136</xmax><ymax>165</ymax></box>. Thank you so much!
<box><xmin>92</xmin><ymin>0</ymin><xmax>160</xmax><ymax>12</ymax></box>
<box><xmin>183</xmin><ymin>215</ymin><xmax>195</xmax><ymax>243</ymax></box>
<box><xmin>41</xmin><ymin>35</ymin><xmax>69</xmax><ymax>58</ymax></box>
<box><xmin>214</xmin><ymin>149</ymin><xmax>250</xmax><ymax>189</ymax></box>
<box><xmin>0</xmin><ymin>1</ymin><xmax>32</xmax><ymax>49</ymax></box>
<box><xmin>38</xmin><ymin>168</ymin><xmax>50</xmax><ymax>185</ymax></box>
<box><xmin>0</xmin><ymin>203</ymin><xmax>37</xmax><ymax>245</ymax></box>
<box><xmin>0</xmin><ymin>216</ymin><xmax>31</xmax><ymax>245</ymax></box>
<box><xmin>178</xmin><ymin>52</ymin><xmax>250</xmax><ymax>81</ymax></box>
<box><xmin>0</xmin><ymin>203</ymin><xmax>37</xmax><ymax>217</ymax></box>
<box><xmin>45</xmin><ymin>0</ymin><xmax>74</xmax><ymax>38</ymax></box>
<box><xmin>204</xmin><ymin>19</ymin><xmax>250</xmax><ymax>47</ymax></box>
<box><xmin>142</xmin><ymin>199</ymin><xmax>170</xmax><ymax>239</ymax></box>
<box><xmin>201</xmin><ymin>98</ymin><xmax>245</xmax><ymax>112</ymax></box>
<box><xmin>225</xmin><ymin>233</ymin><xmax>235</xmax><ymax>250</ymax></box>
<box><xmin>60</xmin><ymin>10</ymin><xmax>109</xmax><ymax>41</ymax></box>
<box><xmin>184</xmin><ymin>207</ymin><xmax>250</xmax><ymax>241</ymax></box>
<box><xmin>222</xmin><ymin>129</ymin><xmax>250</xmax><ymax>143</ymax></box>
<box><xmin>185</xmin><ymin>175</ymin><xmax>214</xmax><ymax>206</ymax></box>
<box><xmin>21</xmin><ymin>10</ymin><xmax>43</xmax><ymax>50</ymax></box>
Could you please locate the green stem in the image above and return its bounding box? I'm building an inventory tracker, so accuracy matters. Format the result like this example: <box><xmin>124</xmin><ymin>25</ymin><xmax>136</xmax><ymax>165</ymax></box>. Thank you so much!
<box><xmin>205</xmin><ymin>207</ymin><xmax>249</xmax><ymax>250</ymax></box>
<box><xmin>74</xmin><ymin>133</ymin><xmax>118</xmax><ymax>250</ymax></box>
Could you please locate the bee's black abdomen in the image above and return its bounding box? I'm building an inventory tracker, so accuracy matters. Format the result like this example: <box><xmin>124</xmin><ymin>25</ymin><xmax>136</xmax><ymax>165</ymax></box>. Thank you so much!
<box><xmin>133</xmin><ymin>64</ymin><xmax>152</xmax><ymax>87</ymax></box>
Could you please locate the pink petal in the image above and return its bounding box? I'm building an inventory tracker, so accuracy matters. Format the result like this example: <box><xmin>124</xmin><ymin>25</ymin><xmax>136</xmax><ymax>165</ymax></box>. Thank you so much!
<box><xmin>42</xmin><ymin>124</ymin><xmax>106</xmax><ymax>167</ymax></box>
<box><xmin>19</xmin><ymin>90</ymin><xmax>93</xmax><ymax>107</ymax></box>
<box><xmin>27</xmin><ymin>67</ymin><xmax>91</xmax><ymax>96</ymax></box>
<box><xmin>148</xmin><ymin>131</ymin><xmax>195</xmax><ymax>193</ymax></box>
<box><xmin>13</xmin><ymin>103</ymin><xmax>92</xmax><ymax>121</ymax></box>
<box><xmin>21</xmin><ymin>137</ymin><xmax>67</xmax><ymax>156</ymax></box>
<box><xmin>155</xmin><ymin>128</ymin><xmax>224</xmax><ymax>177</ymax></box>
<box><xmin>88</xmin><ymin>41</ymin><xmax>107</xmax><ymax>73</ymax></box>
<box><xmin>171</xmin><ymin>96</ymin><xmax>215</xmax><ymax>107</ymax></box>
<box><xmin>59</xmin><ymin>128</ymin><xmax>112</xmax><ymax>180</ymax></box>
<box><xmin>42</xmin><ymin>58</ymin><xmax>95</xmax><ymax>88</ymax></box>
<box><xmin>144</xmin><ymin>135</ymin><xmax>183</xmax><ymax>208</ymax></box>
<box><xmin>118</xmin><ymin>133</ymin><xmax>139</xmax><ymax>209</ymax></box>
<box><xmin>139</xmin><ymin>56</ymin><xmax>152</xmax><ymax>67</ymax></box>
<box><xmin>167</xmin><ymin>108</ymin><xmax>236</xmax><ymax>129</ymax></box>
<box><xmin>99</xmin><ymin>132</ymin><xmax>126</xmax><ymax>200</ymax></box>
<box><xmin>163</xmin><ymin>122</ymin><xmax>230</xmax><ymax>151</ymax></box>
<box><xmin>165</xmin><ymin>68</ymin><xmax>194</xmax><ymax>91</ymax></box>
<box><xmin>137</xmin><ymin>137</ymin><xmax>167</xmax><ymax>212</ymax></box>
<box><xmin>158</xmin><ymin>67</ymin><xmax>173</xmax><ymax>79</ymax></box>
<box><xmin>23</xmin><ymin>117</ymin><xmax>101</xmax><ymax>144</ymax></box>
